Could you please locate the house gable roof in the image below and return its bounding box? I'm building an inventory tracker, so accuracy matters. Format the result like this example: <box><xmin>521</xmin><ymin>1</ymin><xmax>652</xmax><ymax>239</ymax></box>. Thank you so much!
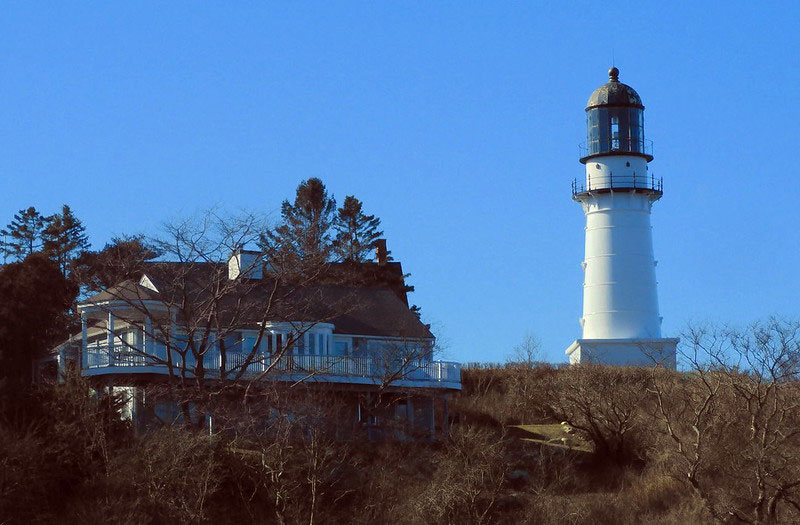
<box><xmin>80</xmin><ymin>261</ymin><xmax>431</xmax><ymax>339</ymax></box>
<box><xmin>84</xmin><ymin>279</ymin><xmax>162</xmax><ymax>304</ymax></box>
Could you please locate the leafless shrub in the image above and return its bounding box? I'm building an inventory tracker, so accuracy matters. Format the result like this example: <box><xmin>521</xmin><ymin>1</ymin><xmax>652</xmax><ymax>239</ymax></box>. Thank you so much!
<box><xmin>0</xmin><ymin>373</ymin><xmax>130</xmax><ymax>522</ymax></box>
<box><xmin>218</xmin><ymin>384</ymin><xmax>359</xmax><ymax>525</ymax></box>
<box><xmin>528</xmin><ymin>365</ymin><xmax>655</xmax><ymax>466</ymax></box>
<box><xmin>651</xmin><ymin>319</ymin><xmax>800</xmax><ymax>524</ymax></box>
<box><xmin>408</xmin><ymin>425</ymin><xmax>511</xmax><ymax>524</ymax></box>
<box><xmin>11</xmin><ymin>320</ymin><xmax>800</xmax><ymax>524</ymax></box>
<box><xmin>129</xmin><ymin>428</ymin><xmax>221</xmax><ymax>523</ymax></box>
<box><xmin>0</xmin><ymin>426</ymin><xmax>57</xmax><ymax>522</ymax></box>
<box><xmin>507</xmin><ymin>333</ymin><xmax>542</xmax><ymax>367</ymax></box>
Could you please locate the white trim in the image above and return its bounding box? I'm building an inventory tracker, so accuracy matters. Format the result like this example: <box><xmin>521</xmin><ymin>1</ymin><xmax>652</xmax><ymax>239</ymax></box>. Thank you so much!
<box><xmin>256</xmin><ymin>321</ymin><xmax>335</xmax><ymax>331</ymax></box>
<box><xmin>139</xmin><ymin>275</ymin><xmax>159</xmax><ymax>292</ymax></box>
<box><xmin>335</xmin><ymin>333</ymin><xmax>434</xmax><ymax>342</ymax></box>
<box><xmin>81</xmin><ymin>365</ymin><xmax>462</xmax><ymax>390</ymax></box>
<box><xmin>78</xmin><ymin>300</ymin><xmax>169</xmax><ymax>313</ymax></box>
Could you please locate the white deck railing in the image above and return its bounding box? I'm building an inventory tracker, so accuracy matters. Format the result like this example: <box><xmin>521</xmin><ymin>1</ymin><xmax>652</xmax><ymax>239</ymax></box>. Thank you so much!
<box><xmin>83</xmin><ymin>344</ymin><xmax>461</xmax><ymax>385</ymax></box>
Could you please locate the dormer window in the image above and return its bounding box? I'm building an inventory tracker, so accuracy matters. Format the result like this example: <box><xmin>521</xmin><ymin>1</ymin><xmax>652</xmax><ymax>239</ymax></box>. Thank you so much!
<box><xmin>228</xmin><ymin>250</ymin><xmax>263</xmax><ymax>280</ymax></box>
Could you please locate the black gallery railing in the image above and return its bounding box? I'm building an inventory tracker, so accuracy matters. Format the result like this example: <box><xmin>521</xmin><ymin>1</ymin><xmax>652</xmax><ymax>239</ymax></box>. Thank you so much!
<box><xmin>572</xmin><ymin>173</ymin><xmax>663</xmax><ymax>196</ymax></box>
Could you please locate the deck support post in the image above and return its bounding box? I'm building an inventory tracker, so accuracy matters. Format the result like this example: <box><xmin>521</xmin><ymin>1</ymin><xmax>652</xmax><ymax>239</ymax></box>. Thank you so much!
<box><xmin>107</xmin><ymin>311</ymin><xmax>115</xmax><ymax>364</ymax></box>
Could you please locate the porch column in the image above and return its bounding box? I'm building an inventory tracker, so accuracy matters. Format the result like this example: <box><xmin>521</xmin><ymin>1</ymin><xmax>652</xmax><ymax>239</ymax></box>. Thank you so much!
<box><xmin>81</xmin><ymin>311</ymin><xmax>88</xmax><ymax>369</ymax></box>
<box><xmin>258</xmin><ymin>333</ymin><xmax>267</xmax><ymax>372</ymax></box>
<box><xmin>144</xmin><ymin>316</ymin><xmax>153</xmax><ymax>359</ymax></box>
<box><xmin>58</xmin><ymin>347</ymin><xmax>66</xmax><ymax>383</ymax></box>
<box><xmin>107</xmin><ymin>311</ymin><xmax>115</xmax><ymax>364</ymax></box>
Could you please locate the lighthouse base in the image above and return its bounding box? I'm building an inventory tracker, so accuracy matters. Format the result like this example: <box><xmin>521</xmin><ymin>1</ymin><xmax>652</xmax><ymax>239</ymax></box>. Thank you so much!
<box><xmin>565</xmin><ymin>338</ymin><xmax>678</xmax><ymax>368</ymax></box>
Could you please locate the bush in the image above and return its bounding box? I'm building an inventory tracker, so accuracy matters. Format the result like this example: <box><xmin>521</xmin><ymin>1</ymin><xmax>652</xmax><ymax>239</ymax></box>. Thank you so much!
<box><xmin>5</xmin><ymin>352</ymin><xmax>800</xmax><ymax>523</ymax></box>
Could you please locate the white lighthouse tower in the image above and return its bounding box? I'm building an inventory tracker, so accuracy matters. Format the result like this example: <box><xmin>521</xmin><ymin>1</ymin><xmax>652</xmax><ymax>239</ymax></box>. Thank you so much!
<box><xmin>565</xmin><ymin>68</ymin><xmax>678</xmax><ymax>367</ymax></box>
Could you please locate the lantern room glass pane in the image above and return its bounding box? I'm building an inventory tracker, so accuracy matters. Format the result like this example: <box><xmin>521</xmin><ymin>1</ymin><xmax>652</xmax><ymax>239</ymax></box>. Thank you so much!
<box><xmin>586</xmin><ymin>107</ymin><xmax>645</xmax><ymax>156</ymax></box>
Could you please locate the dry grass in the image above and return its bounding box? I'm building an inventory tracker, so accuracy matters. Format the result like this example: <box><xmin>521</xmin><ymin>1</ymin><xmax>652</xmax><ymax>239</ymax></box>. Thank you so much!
<box><xmin>6</xmin><ymin>362</ymin><xmax>798</xmax><ymax>524</ymax></box>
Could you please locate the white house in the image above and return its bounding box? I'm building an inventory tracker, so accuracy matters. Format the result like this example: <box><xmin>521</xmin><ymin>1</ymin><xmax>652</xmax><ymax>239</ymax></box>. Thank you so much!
<box><xmin>56</xmin><ymin>244</ymin><xmax>461</xmax><ymax>437</ymax></box>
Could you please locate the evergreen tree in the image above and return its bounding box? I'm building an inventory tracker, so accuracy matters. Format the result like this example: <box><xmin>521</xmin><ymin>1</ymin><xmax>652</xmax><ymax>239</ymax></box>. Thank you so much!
<box><xmin>0</xmin><ymin>253</ymin><xmax>77</xmax><ymax>407</ymax></box>
<box><xmin>263</xmin><ymin>178</ymin><xmax>336</xmax><ymax>266</ymax></box>
<box><xmin>43</xmin><ymin>204</ymin><xmax>90</xmax><ymax>276</ymax></box>
<box><xmin>0</xmin><ymin>207</ymin><xmax>46</xmax><ymax>263</ymax></box>
<box><xmin>332</xmin><ymin>195</ymin><xmax>384</xmax><ymax>262</ymax></box>
<box><xmin>72</xmin><ymin>234</ymin><xmax>160</xmax><ymax>293</ymax></box>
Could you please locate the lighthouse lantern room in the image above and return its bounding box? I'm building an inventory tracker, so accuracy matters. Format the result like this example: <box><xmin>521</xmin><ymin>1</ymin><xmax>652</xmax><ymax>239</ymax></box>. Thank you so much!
<box><xmin>565</xmin><ymin>68</ymin><xmax>678</xmax><ymax>367</ymax></box>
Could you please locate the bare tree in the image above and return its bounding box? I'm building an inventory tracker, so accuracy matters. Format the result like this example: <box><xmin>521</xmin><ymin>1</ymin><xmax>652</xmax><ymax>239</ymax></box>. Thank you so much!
<box><xmin>411</xmin><ymin>425</ymin><xmax>511</xmax><ymax>524</ymax></box>
<box><xmin>222</xmin><ymin>383</ymin><xmax>357</xmax><ymax>525</ymax></box>
<box><xmin>650</xmin><ymin>319</ymin><xmax>800</xmax><ymax>524</ymax></box>
<box><xmin>532</xmin><ymin>365</ymin><xmax>654</xmax><ymax>465</ymax></box>
<box><xmin>77</xmin><ymin>208</ymin><xmax>437</xmax><ymax>432</ymax></box>
<box><xmin>506</xmin><ymin>333</ymin><xmax>541</xmax><ymax>367</ymax></box>
<box><xmin>78</xmin><ymin>211</ymin><xmax>348</xmax><ymax>422</ymax></box>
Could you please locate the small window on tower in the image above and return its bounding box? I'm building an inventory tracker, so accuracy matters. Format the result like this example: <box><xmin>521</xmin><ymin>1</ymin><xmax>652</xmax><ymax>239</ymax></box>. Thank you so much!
<box><xmin>626</xmin><ymin>162</ymin><xmax>630</xmax><ymax>167</ymax></box>
<box><xmin>611</xmin><ymin>116</ymin><xmax>620</xmax><ymax>150</ymax></box>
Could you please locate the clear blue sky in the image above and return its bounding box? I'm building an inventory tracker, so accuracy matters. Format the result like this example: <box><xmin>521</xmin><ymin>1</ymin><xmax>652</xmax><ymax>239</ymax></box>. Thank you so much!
<box><xmin>2</xmin><ymin>3</ymin><xmax>799</xmax><ymax>364</ymax></box>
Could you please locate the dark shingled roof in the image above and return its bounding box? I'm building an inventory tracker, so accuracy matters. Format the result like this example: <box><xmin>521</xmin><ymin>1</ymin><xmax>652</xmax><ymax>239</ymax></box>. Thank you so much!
<box><xmin>586</xmin><ymin>67</ymin><xmax>644</xmax><ymax>109</ymax></box>
<box><xmin>81</xmin><ymin>261</ymin><xmax>431</xmax><ymax>339</ymax></box>
<box><xmin>85</xmin><ymin>279</ymin><xmax>162</xmax><ymax>303</ymax></box>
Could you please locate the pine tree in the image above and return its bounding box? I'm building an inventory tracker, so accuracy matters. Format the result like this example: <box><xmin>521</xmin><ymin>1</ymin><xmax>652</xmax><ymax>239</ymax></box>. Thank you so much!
<box><xmin>0</xmin><ymin>207</ymin><xmax>46</xmax><ymax>263</ymax></box>
<box><xmin>263</xmin><ymin>178</ymin><xmax>336</xmax><ymax>267</ymax></box>
<box><xmin>73</xmin><ymin>234</ymin><xmax>160</xmax><ymax>292</ymax></box>
<box><xmin>43</xmin><ymin>204</ymin><xmax>90</xmax><ymax>276</ymax></box>
<box><xmin>332</xmin><ymin>195</ymin><xmax>384</xmax><ymax>262</ymax></box>
<box><xmin>0</xmin><ymin>253</ymin><xmax>77</xmax><ymax>402</ymax></box>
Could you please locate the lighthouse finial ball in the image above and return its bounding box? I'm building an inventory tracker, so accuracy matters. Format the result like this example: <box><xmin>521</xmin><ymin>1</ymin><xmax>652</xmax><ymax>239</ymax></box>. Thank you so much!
<box><xmin>609</xmin><ymin>66</ymin><xmax>620</xmax><ymax>82</ymax></box>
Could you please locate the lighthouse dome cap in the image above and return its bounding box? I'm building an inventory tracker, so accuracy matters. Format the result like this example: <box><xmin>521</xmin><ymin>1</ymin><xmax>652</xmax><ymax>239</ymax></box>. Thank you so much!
<box><xmin>586</xmin><ymin>67</ymin><xmax>644</xmax><ymax>109</ymax></box>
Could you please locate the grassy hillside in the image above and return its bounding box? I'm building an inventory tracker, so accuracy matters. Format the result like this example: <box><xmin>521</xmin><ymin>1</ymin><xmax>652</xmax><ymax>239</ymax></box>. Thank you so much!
<box><xmin>3</xmin><ymin>354</ymin><xmax>800</xmax><ymax>523</ymax></box>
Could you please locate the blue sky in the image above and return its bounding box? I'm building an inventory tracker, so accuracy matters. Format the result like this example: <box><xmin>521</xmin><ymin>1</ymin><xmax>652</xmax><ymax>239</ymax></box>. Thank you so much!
<box><xmin>1</xmin><ymin>3</ymin><xmax>798</xmax><ymax>364</ymax></box>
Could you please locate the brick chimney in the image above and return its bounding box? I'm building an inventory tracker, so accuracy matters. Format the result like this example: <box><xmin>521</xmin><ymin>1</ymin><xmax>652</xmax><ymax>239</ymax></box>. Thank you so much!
<box><xmin>375</xmin><ymin>239</ymin><xmax>388</xmax><ymax>266</ymax></box>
